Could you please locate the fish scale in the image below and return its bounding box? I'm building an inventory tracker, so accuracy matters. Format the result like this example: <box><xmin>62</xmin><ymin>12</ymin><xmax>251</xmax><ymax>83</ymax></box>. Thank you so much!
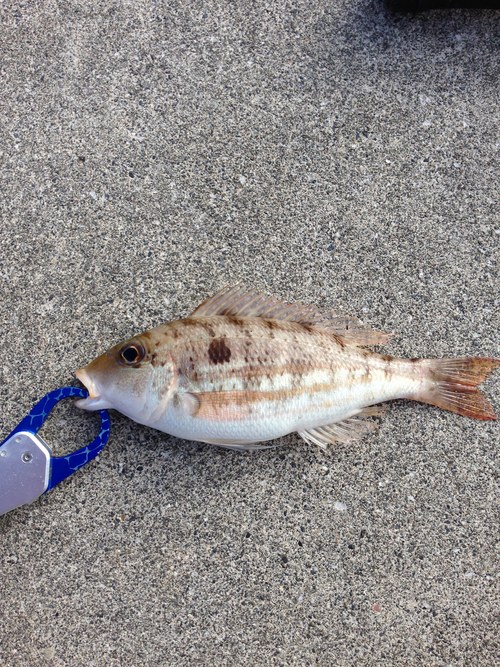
<box><xmin>75</xmin><ymin>285</ymin><xmax>499</xmax><ymax>449</ymax></box>
<box><xmin>167</xmin><ymin>320</ymin><xmax>344</xmax><ymax>398</ymax></box>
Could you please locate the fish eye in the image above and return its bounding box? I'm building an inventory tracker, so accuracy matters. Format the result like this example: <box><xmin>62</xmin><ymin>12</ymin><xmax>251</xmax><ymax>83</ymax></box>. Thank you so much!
<box><xmin>120</xmin><ymin>343</ymin><xmax>145</xmax><ymax>365</ymax></box>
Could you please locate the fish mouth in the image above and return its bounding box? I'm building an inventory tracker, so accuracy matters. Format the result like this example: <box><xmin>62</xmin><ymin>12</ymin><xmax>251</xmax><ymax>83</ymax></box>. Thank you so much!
<box><xmin>75</xmin><ymin>368</ymin><xmax>98</xmax><ymax>397</ymax></box>
<box><xmin>74</xmin><ymin>368</ymin><xmax>109</xmax><ymax>410</ymax></box>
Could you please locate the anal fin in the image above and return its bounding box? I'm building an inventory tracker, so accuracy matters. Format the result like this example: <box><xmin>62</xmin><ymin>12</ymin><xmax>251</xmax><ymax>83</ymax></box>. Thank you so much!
<box><xmin>298</xmin><ymin>405</ymin><xmax>386</xmax><ymax>448</ymax></box>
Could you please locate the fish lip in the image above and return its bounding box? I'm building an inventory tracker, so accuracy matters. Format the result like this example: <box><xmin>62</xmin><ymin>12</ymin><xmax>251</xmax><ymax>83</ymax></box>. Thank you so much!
<box><xmin>74</xmin><ymin>369</ymin><xmax>109</xmax><ymax>411</ymax></box>
<box><xmin>75</xmin><ymin>367</ymin><xmax>98</xmax><ymax>399</ymax></box>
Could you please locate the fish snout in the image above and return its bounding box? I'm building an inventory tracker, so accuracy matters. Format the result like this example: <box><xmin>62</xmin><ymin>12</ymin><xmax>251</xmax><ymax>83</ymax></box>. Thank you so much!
<box><xmin>75</xmin><ymin>367</ymin><xmax>98</xmax><ymax>398</ymax></box>
<box><xmin>74</xmin><ymin>366</ymin><xmax>112</xmax><ymax>410</ymax></box>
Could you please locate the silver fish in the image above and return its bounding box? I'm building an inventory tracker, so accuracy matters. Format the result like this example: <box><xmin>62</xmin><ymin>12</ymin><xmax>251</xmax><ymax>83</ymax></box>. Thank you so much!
<box><xmin>75</xmin><ymin>285</ymin><xmax>499</xmax><ymax>449</ymax></box>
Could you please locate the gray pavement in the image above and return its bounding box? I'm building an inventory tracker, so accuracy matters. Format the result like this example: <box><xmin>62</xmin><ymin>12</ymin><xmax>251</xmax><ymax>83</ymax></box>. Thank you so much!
<box><xmin>0</xmin><ymin>1</ymin><xmax>498</xmax><ymax>666</ymax></box>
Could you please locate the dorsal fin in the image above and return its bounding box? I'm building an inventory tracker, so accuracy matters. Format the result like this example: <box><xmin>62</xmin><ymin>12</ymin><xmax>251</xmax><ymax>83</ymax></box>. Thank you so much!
<box><xmin>190</xmin><ymin>284</ymin><xmax>392</xmax><ymax>347</ymax></box>
<box><xmin>190</xmin><ymin>284</ymin><xmax>318</xmax><ymax>321</ymax></box>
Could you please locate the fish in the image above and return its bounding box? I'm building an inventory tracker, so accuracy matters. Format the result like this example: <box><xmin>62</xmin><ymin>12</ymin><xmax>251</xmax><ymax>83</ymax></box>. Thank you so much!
<box><xmin>75</xmin><ymin>285</ymin><xmax>499</xmax><ymax>450</ymax></box>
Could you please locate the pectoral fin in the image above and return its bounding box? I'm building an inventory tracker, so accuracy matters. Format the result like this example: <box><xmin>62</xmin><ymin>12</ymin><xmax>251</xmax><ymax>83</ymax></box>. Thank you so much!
<box><xmin>174</xmin><ymin>389</ymin><xmax>265</xmax><ymax>423</ymax></box>
<box><xmin>173</xmin><ymin>391</ymin><xmax>279</xmax><ymax>450</ymax></box>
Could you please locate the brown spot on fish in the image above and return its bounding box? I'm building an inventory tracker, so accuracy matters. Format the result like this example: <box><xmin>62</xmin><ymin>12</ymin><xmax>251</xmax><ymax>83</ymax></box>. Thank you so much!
<box><xmin>382</xmin><ymin>355</ymin><xmax>393</xmax><ymax>378</ymax></box>
<box><xmin>334</xmin><ymin>334</ymin><xmax>346</xmax><ymax>348</ymax></box>
<box><xmin>225</xmin><ymin>315</ymin><xmax>245</xmax><ymax>326</ymax></box>
<box><xmin>202</xmin><ymin>322</ymin><xmax>216</xmax><ymax>337</ymax></box>
<box><xmin>151</xmin><ymin>354</ymin><xmax>167</xmax><ymax>368</ymax></box>
<box><xmin>208</xmin><ymin>338</ymin><xmax>232</xmax><ymax>365</ymax></box>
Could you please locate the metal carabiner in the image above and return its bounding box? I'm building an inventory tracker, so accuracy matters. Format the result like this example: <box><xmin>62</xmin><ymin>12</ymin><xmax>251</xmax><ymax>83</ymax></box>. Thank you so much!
<box><xmin>0</xmin><ymin>386</ymin><xmax>110</xmax><ymax>516</ymax></box>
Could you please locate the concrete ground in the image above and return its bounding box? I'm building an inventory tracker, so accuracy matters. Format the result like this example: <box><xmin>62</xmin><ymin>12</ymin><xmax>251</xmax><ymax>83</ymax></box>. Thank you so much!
<box><xmin>0</xmin><ymin>1</ymin><xmax>498</xmax><ymax>665</ymax></box>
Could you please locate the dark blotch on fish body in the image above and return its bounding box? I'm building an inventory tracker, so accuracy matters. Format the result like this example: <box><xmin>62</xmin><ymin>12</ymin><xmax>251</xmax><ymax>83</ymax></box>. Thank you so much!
<box><xmin>208</xmin><ymin>338</ymin><xmax>232</xmax><ymax>365</ymax></box>
<box><xmin>226</xmin><ymin>315</ymin><xmax>245</xmax><ymax>327</ymax></box>
<box><xmin>151</xmin><ymin>353</ymin><xmax>166</xmax><ymax>368</ymax></box>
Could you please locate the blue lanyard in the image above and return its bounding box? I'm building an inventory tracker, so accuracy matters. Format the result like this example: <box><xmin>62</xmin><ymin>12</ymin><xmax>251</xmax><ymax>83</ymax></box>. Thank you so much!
<box><xmin>0</xmin><ymin>387</ymin><xmax>110</xmax><ymax>516</ymax></box>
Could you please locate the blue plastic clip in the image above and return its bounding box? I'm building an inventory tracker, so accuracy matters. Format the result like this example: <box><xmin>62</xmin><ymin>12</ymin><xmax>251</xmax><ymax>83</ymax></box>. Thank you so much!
<box><xmin>0</xmin><ymin>386</ymin><xmax>110</xmax><ymax>516</ymax></box>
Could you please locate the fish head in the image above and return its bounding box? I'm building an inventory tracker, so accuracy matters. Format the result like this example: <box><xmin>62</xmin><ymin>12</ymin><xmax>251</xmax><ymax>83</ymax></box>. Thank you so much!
<box><xmin>75</xmin><ymin>331</ymin><xmax>173</xmax><ymax>422</ymax></box>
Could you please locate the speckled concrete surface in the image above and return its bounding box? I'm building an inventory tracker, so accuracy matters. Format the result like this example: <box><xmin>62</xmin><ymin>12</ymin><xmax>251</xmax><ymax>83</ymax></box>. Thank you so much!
<box><xmin>0</xmin><ymin>2</ymin><xmax>498</xmax><ymax>666</ymax></box>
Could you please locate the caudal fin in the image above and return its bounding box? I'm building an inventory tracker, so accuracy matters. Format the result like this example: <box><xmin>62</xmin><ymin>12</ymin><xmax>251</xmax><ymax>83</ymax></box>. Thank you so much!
<box><xmin>416</xmin><ymin>357</ymin><xmax>500</xmax><ymax>420</ymax></box>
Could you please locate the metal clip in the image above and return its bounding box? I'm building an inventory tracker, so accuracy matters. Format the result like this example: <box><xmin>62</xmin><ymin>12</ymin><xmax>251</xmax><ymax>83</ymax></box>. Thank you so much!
<box><xmin>0</xmin><ymin>387</ymin><xmax>110</xmax><ymax>516</ymax></box>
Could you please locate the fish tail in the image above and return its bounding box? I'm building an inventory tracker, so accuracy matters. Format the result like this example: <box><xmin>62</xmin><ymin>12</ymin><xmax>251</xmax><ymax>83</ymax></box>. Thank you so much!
<box><xmin>414</xmin><ymin>357</ymin><xmax>500</xmax><ymax>420</ymax></box>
